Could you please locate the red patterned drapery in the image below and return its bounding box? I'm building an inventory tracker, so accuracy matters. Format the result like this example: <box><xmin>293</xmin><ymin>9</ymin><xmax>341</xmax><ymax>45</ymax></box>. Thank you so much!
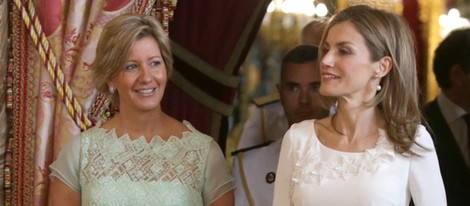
<box><xmin>0</xmin><ymin>0</ymin><xmax>9</xmax><ymax>204</ymax></box>
<box><xmin>3</xmin><ymin>0</ymin><xmax>176</xmax><ymax>205</ymax></box>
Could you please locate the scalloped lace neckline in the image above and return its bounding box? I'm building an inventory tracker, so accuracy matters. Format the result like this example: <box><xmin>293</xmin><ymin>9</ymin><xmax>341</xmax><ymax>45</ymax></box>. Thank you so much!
<box><xmin>94</xmin><ymin>120</ymin><xmax>194</xmax><ymax>144</ymax></box>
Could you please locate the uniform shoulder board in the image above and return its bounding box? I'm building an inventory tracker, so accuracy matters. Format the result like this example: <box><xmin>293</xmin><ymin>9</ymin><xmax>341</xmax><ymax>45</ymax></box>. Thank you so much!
<box><xmin>231</xmin><ymin>140</ymin><xmax>275</xmax><ymax>156</ymax></box>
<box><xmin>252</xmin><ymin>93</ymin><xmax>280</xmax><ymax>107</ymax></box>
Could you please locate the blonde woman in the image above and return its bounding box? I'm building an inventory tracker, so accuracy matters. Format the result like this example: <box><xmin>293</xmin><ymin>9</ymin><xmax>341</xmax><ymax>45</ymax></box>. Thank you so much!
<box><xmin>49</xmin><ymin>14</ymin><xmax>234</xmax><ymax>206</ymax></box>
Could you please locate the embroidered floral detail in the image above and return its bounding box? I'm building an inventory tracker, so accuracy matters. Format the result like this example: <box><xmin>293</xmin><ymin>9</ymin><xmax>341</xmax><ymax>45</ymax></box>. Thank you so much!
<box><xmin>292</xmin><ymin>129</ymin><xmax>395</xmax><ymax>185</ymax></box>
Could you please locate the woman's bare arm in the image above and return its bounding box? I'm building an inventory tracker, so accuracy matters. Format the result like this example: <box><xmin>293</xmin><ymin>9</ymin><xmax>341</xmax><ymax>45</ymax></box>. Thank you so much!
<box><xmin>208</xmin><ymin>190</ymin><xmax>234</xmax><ymax>206</ymax></box>
<box><xmin>50</xmin><ymin>177</ymin><xmax>80</xmax><ymax>206</ymax></box>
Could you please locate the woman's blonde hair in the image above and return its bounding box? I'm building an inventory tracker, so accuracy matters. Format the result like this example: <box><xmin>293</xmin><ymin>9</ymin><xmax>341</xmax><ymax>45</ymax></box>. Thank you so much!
<box><xmin>319</xmin><ymin>5</ymin><xmax>421</xmax><ymax>153</ymax></box>
<box><xmin>92</xmin><ymin>13</ymin><xmax>173</xmax><ymax>105</ymax></box>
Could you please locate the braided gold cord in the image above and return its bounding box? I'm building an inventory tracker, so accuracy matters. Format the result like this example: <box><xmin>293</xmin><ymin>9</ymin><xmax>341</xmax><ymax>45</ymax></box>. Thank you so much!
<box><xmin>13</xmin><ymin>0</ymin><xmax>92</xmax><ymax>130</ymax></box>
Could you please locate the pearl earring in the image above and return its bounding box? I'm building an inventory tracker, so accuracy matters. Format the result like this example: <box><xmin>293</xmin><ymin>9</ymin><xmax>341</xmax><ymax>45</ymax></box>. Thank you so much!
<box><xmin>109</xmin><ymin>85</ymin><xmax>115</xmax><ymax>94</ymax></box>
<box><xmin>377</xmin><ymin>85</ymin><xmax>382</xmax><ymax>91</ymax></box>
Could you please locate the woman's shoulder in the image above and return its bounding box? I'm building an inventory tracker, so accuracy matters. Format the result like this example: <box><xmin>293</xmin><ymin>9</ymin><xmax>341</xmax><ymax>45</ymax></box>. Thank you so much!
<box><xmin>285</xmin><ymin>119</ymin><xmax>317</xmax><ymax>143</ymax></box>
<box><xmin>158</xmin><ymin>116</ymin><xmax>212</xmax><ymax>142</ymax></box>
<box><xmin>83</xmin><ymin>123</ymin><xmax>112</xmax><ymax>138</ymax></box>
<box><xmin>413</xmin><ymin>124</ymin><xmax>434</xmax><ymax>148</ymax></box>
<box><xmin>289</xmin><ymin>118</ymin><xmax>327</xmax><ymax>137</ymax></box>
<box><xmin>290</xmin><ymin>119</ymin><xmax>316</xmax><ymax>130</ymax></box>
<box><xmin>181</xmin><ymin>120</ymin><xmax>214</xmax><ymax>143</ymax></box>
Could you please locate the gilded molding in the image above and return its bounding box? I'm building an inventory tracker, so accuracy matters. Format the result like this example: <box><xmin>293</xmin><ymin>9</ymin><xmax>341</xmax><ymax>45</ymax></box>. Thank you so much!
<box><xmin>337</xmin><ymin>0</ymin><xmax>402</xmax><ymax>13</ymax></box>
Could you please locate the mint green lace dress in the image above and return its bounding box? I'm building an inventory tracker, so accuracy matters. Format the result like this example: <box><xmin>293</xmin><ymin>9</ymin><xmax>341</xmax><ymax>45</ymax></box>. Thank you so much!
<box><xmin>50</xmin><ymin>121</ymin><xmax>234</xmax><ymax>206</ymax></box>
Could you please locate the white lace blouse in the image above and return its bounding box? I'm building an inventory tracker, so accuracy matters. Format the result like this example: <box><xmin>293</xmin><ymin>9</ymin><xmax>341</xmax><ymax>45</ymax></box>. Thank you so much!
<box><xmin>273</xmin><ymin>120</ymin><xmax>446</xmax><ymax>206</ymax></box>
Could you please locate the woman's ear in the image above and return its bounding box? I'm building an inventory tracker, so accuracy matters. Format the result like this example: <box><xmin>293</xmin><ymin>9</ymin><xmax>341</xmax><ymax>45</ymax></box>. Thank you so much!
<box><xmin>376</xmin><ymin>56</ymin><xmax>393</xmax><ymax>78</ymax></box>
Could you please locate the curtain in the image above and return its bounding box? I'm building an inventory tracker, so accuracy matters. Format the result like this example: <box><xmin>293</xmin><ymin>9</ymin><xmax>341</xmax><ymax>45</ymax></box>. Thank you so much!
<box><xmin>0</xmin><ymin>0</ymin><xmax>9</xmax><ymax>204</ymax></box>
<box><xmin>5</xmin><ymin>0</ymin><xmax>156</xmax><ymax>205</ymax></box>
<box><xmin>163</xmin><ymin>0</ymin><xmax>271</xmax><ymax>149</ymax></box>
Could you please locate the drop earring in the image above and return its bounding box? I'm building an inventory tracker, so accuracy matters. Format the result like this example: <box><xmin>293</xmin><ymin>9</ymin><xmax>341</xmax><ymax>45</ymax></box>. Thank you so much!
<box><xmin>375</xmin><ymin>73</ymin><xmax>382</xmax><ymax>91</ymax></box>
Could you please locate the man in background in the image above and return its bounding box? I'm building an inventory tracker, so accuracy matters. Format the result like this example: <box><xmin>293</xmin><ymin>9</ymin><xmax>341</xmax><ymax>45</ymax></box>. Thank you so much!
<box><xmin>231</xmin><ymin>45</ymin><xmax>329</xmax><ymax>206</ymax></box>
<box><xmin>236</xmin><ymin>18</ymin><xmax>328</xmax><ymax>149</ymax></box>
<box><xmin>423</xmin><ymin>27</ymin><xmax>470</xmax><ymax>206</ymax></box>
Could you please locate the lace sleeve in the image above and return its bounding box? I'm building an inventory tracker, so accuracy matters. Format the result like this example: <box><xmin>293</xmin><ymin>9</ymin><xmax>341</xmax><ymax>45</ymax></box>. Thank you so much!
<box><xmin>408</xmin><ymin>125</ymin><xmax>447</xmax><ymax>205</ymax></box>
<box><xmin>203</xmin><ymin>140</ymin><xmax>235</xmax><ymax>204</ymax></box>
<box><xmin>49</xmin><ymin>134</ymin><xmax>82</xmax><ymax>192</ymax></box>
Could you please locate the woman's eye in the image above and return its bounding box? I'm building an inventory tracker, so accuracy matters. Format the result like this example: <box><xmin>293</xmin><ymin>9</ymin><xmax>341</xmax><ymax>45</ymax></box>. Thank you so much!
<box><xmin>339</xmin><ymin>48</ymin><xmax>351</xmax><ymax>55</ymax></box>
<box><xmin>150</xmin><ymin>60</ymin><xmax>161</xmax><ymax>67</ymax></box>
<box><xmin>125</xmin><ymin>64</ymin><xmax>137</xmax><ymax>70</ymax></box>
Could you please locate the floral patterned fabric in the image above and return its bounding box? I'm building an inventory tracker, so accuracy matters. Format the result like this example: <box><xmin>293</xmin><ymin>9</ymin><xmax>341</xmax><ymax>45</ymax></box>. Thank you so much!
<box><xmin>15</xmin><ymin>1</ymin><xmax>135</xmax><ymax>205</ymax></box>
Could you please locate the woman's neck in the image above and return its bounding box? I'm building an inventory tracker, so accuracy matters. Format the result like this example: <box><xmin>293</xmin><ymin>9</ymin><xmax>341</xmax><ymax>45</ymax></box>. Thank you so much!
<box><xmin>332</xmin><ymin>104</ymin><xmax>383</xmax><ymax>141</ymax></box>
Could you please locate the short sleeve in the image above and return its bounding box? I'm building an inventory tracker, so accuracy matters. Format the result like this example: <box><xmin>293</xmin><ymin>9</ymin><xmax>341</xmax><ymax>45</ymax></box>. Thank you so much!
<box><xmin>203</xmin><ymin>141</ymin><xmax>235</xmax><ymax>204</ymax></box>
<box><xmin>408</xmin><ymin>125</ymin><xmax>447</xmax><ymax>205</ymax></box>
<box><xmin>49</xmin><ymin>134</ymin><xmax>82</xmax><ymax>192</ymax></box>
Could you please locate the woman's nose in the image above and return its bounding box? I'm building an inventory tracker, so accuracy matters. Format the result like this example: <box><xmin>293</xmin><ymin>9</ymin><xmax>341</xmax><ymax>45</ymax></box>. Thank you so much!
<box><xmin>321</xmin><ymin>51</ymin><xmax>334</xmax><ymax>68</ymax></box>
<box><xmin>139</xmin><ymin>67</ymin><xmax>152</xmax><ymax>82</ymax></box>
